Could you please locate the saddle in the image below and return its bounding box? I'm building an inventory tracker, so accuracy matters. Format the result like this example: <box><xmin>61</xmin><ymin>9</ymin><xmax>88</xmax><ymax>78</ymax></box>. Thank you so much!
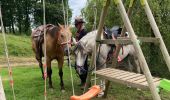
<box><xmin>32</xmin><ymin>24</ymin><xmax>55</xmax><ymax>58</ymax></box>
<box><xmin>104</xmin><ymin>26</ymin><xmax>122</xmax><ymax>39</ymax></box>
<box><xmin>104</xmin><ymin>26</ymin><xmax>124</xmax><ymax>62</ymax></box>
<box><xmin>32</xmin><ymin>24</ymin><xmax>55</xmax><ymax>38</ymax></box>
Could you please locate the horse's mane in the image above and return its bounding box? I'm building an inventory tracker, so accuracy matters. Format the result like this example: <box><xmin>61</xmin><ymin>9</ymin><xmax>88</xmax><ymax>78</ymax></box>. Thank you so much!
<box><xmin>79</xmin><ymin>30</ymin><xmax>98</xmax><ymax>43</ymax></box>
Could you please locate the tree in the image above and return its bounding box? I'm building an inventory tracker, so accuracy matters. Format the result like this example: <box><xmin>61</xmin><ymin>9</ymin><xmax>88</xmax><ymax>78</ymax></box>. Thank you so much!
<box><xmin>0</xmin><ymin>0</ymin><xmax>72</xmax><ymax>35</ymax></box>
<box><xmin>33</xmin><ymin>0</ymin><xmax>72</xmax><ymax>27</ymax></box>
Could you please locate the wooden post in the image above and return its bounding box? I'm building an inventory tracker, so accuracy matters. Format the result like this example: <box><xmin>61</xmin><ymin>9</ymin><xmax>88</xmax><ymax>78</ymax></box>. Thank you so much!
<box><xmin>0</xmin><ymin>76</ymin><xmax>6</xmax><ymax>100</ymax></box>
<box><xmin>84</xmin><ymin>48</ymin><xmax>95</xmax><ymax>92</ymax></box>
<box><xmin>96</xmin><ymin>0</ymin><xmax>110</xmax><ymax>40</ymax></box>
<box><xmin>117</xmin><ymin>0</ymin><xmax>161</xmax><ymax>100</ymax></box>
<box><xmin>112</xmin><ymin>0</ymin><xmax>136</xmax><ymax>67</ymax></box>
<box><xmin>84</xmin><ymin>0</ymin><xmax>111</xmax><ymax>92</ymax></box>
<box><xmin>95</xmin><ymin>0</ymin><xmax>111</xmax><ymax>97</ymax></box>
<box><xmin>104</xmin><ymin>0</ymin><xmax>136</xmax><ymax>98</ymax></box>
<box><xmin>141</xmin><ymin>0</ymin><xmax>170</xmax><ymax>71</ymax></box>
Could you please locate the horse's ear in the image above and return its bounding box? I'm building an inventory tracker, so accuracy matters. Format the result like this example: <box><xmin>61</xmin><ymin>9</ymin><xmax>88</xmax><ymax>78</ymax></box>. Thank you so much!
<box><xmin>57</xmin><ymin>23</ymin><xmax>62</xmax><ymax>28</ymax></box>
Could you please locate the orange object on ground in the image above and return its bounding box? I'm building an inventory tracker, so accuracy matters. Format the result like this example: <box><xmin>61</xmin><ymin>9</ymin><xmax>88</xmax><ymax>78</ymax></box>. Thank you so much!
<box><xmin>70</xmin><ymin>85</ymin><xmax>101</xmax><ymax>100</ymax></box>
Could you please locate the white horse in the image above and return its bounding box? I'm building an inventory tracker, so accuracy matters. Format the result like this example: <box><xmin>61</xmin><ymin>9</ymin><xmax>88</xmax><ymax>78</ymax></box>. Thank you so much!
<box><xmin>73</xmin><ymin>28</ymin><xmax>141</xmax><ymax>96</ymax></box>
<box><xmin>73</xmin><ymin>29</ymin><xmax>141</xmax><ymax>74</ymax></box>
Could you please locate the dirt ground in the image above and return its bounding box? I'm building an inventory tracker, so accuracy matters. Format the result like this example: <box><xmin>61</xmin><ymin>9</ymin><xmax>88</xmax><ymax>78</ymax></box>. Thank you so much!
<box><xmin>0</xmin><ymin>56</ymin><xmax>37</xmax><ymax>67</ymax></box>
<box><xmin>0</xmin><ymin>56</ymin><xmax>70</xmax><ymax>67</ymax></box>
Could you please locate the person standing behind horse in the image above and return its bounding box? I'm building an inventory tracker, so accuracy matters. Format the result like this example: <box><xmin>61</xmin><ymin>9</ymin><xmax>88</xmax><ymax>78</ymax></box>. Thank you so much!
<box><xmin>74</xmin><ymin>16</ymin><xmax>88</xmax><ymax>88</ymax></box>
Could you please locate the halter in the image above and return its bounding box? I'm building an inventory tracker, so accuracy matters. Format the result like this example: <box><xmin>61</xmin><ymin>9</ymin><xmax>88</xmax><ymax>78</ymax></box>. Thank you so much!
<box><xmin>60</xmin><ymin>39</ymin><xmax>72</xmax><ymax>45</ymax></box>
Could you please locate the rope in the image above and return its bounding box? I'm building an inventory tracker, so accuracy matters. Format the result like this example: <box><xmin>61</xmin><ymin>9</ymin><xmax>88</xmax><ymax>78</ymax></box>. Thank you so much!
<box><xmin>66</xmin><ymin>0</ymin><xmax>69</xmax><ymax>26</ymax></box>
<box><xmin>62</xmin><ymin>0</ymin><xmax>75</xmax><ymax>95</ymax></box>
<box><xmin>42</xmin><ymin>0</ymin><xmax>47</xmax><ymax>100</ymax></box>
<box><xmin>0</xmin><ymin>3</ymin><xmax>16</xmax><ymax>100</ymax></box>
<box><xmin>93</xmin><ymin>4</ymin><xmax>97</xmax><ymax>85</ymax></box>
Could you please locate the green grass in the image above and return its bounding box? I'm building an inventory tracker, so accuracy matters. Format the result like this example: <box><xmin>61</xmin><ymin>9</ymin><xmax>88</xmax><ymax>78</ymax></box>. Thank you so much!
<box><xmin>1</xmin><ymin>65</ymin><xmax>170</xmax><ymax>100</ymax></box>
<box><xmin>0</xmin><ymin>34</ymin><xmax>170</xmax><ymax>99</ymax></box>
<box><xmin>0</xmin><ymin>34</ymin><xmax>33</xmax><ymax>57</ymax></box>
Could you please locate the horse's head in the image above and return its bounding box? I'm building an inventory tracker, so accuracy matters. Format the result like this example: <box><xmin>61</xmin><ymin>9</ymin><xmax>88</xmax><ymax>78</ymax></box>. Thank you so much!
<box><xmin>57</xmin><ymin>24</ymin><xmax>72</xmax><ymax>55</ymax></box>
<box><xmin>74</xmin><ymin>41</ymin><xmax>88</xmax><ymax>75</ymax></box>
<box><xmin>73</xmin><ymin>30</ymin><xmax>98</xmax><ymax>75</ymax></box>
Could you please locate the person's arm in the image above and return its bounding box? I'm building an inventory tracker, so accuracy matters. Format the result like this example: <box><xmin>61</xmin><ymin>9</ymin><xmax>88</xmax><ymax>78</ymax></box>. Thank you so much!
<box><xmin>72</xmin><ymin>37</ymin><xmax>77</xmax><ymax>45</ymax></box>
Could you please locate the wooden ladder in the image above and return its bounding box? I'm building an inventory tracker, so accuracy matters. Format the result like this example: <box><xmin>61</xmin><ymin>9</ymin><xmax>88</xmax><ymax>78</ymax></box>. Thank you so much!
<box><xmin>88</xmin><ymin>0</ymin><xmax>170</xmax><ymax>100</ymax></box>
<box><xmin>0</xmin><ymin>76</ymin><xmax>6</xmax><ymax>100</ymax></box>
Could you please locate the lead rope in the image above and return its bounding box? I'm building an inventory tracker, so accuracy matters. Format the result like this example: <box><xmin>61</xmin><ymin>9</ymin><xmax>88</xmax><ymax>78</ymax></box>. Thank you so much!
<box><xmin>93</xmin><ymin>3</ymin><xmax>97</xmax><ymax>85</ymax></box>
<box><xmin>62</xmin><ymin>0</ymin><xmax>75</xmax><ymax>95</ymax></box>
<box><xmin>42</xmin><ymin>0</ymin><xmax>47</xmax><ymax>100</ymax></box>
<box><xmin>0</xmin><ymin>3</ymin><xmax>16</xmax><ymax>100</ymax></box>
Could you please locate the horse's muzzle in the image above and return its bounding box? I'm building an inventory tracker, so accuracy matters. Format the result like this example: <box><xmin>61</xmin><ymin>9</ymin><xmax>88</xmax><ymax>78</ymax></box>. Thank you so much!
<box><xmin>64</xmin><ymin>47</ymin><xmax>71</xmax><ymax>56</ymax></box>
<box><xmin>76</xmin><ymin>65</ymin><xmax>87</xmax><ymax>75</ymax></box>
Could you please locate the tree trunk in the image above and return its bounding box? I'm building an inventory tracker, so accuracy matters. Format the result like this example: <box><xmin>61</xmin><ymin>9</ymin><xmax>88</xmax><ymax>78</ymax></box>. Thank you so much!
<box><xmin>24</xmin><ymin>0</ymin><xmax>30</xmax><ymax>34</ymax></box>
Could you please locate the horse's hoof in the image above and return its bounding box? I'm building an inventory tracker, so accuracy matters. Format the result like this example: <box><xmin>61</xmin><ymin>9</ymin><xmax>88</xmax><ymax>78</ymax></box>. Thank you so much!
<box><xmin>97</xmin><ymin>91</ymin><xmax>104</xmax><ymax>98</ymax></box>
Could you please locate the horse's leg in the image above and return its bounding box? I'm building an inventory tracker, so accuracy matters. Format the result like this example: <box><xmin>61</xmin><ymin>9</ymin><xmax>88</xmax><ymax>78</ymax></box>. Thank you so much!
<box><xmin>33</xmin><ymin>38</ymin><xmax>44</xmax><ymax>79</ymax></box>
<box><xmin>57</xmin><ymin>57</ymin><xmax>65</xmax><ymax>91</ymax></box>
<box><xmin>46</xmin><ymin>58</ymin><xmax>53</xmax><ymax>88</ymax></box>
<box><xmin>127</xmin><ymin>56</ymin><xmax>133</xmax><ymax>72</ymax></box>
<box><xmin>134</xmin><ymin>57</ymin><xmax>141</xmax><ymax>73</ymax></box>
<box><xmin>36</xmin><ymin>55</ymin><xmax>44</xmax><ymax>79</ymax></box>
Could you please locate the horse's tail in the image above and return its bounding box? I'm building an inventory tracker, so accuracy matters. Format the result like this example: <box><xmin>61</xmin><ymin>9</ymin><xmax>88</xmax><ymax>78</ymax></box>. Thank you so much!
<box><xmin>37</xmin><ymin>33</ymin><xmax>44</xmax><ymax>57</ymax></box>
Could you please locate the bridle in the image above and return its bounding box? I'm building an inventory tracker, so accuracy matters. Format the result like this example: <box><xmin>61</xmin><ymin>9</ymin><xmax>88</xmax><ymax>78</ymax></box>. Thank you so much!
<box><xmin>56</xmin><ymin>29</ymin><xmax>72</xmax><ymax>47</ymax></box>
<box><xmin>60</xmin><ymin>39</ymin><xmax>72</xmax><ymax>45</ymax></box>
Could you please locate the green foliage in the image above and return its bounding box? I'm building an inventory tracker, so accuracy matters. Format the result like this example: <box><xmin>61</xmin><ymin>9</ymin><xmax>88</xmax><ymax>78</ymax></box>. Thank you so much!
<box><xmin>0</xmin><ymin>33</ymin><xmax>33</xmax><ymax>56</ymax></box>
<box><xmin>33</xmin><ymin>1</ymin><xmax>72</xmax><ymax>26</ymax></box>
<box><xmin>0</xmin><ymin>0</ymin><xmax>72</xmax><ymax>35</ymax></box>
<box><xmin>83</xmin><ymin>0</ymin><xmax>170</xmax><ymax>78</ymax></box>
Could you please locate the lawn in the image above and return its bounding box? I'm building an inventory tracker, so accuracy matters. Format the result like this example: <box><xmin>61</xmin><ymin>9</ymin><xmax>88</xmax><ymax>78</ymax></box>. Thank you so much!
<box><xmin>1</xmin><ymin>65</ymin><xmax>170</xmax><ymax>100</ymax></box>
<box><xmin>0</xmin><ymin>34</ymin><xmax>170</xmax><ymax>100</ymax></box>
<box><xmin>0</xmin><ymin>34</ymin><xmax>33</xmax><ymax>57</ymax></box>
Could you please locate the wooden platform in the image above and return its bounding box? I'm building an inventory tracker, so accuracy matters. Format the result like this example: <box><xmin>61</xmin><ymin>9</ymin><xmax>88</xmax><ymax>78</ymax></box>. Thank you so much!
<box><xmin>95</xmin><ymin>68</ymin><xmax>161</xmax><ymax>90</ymax></box>
<box><xmin>96</xmin><ymin>37</ymin><xmax>160</xmax><ymax>45</ymax></box>
<box><xmin>0</xmin><ymin>76</ymin><xmax>6</xmax><ymax>100</ymax></box>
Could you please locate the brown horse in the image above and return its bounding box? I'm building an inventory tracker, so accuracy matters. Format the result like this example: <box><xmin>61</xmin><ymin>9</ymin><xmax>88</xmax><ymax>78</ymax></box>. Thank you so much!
<box><xmin>31</xmin><ymin>24</ymin><xmax>72</xmax><ymax>90</ymax></box>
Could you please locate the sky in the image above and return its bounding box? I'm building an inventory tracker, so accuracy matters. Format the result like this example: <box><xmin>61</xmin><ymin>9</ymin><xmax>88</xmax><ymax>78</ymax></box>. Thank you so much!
<box><xmin>68</xmin><ymin>0</ymin><xmax>87</xmax><ymax>24</ymax></box>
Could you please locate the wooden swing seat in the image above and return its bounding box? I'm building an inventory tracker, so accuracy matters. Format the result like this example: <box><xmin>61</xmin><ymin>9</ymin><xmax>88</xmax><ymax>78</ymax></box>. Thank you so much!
<box><xmin>70</xmin><ymin>85</ymin><xmax>101</xmax><ymax>100</ymax></box>
<box><xmin>95</xmin><ymin>68</ymin><xmax>161</xmax><ymax>90</ymax></box>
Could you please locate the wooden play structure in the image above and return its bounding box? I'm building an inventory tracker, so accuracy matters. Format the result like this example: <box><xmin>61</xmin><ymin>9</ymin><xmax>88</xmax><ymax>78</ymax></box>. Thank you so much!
<box><xmin>96</xmin><ymin>68</ymin><xmax>161</xmax><ymax>90</ymax></box>
<box><xmin>87</xmin><ymin>0</ymin><xmax>170</xmax><ymax>100</ymax></box>
<box><xmin>0</xmin><ymin>3</ymin><xmax>16</xmax><ymax>100</ymax></box>
<box><xmin>70</xmin><ymin>85</ymin><xmax>101</xmax><ymax>100</ymax></box>
<box><xmin>0</xmin><ymin>76</ymin><xmax>6</xmax><ymax>100</ymax></box>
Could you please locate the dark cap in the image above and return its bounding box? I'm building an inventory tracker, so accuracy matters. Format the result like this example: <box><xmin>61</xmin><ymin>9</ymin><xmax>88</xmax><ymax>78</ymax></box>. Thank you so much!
<box><xmin>74</xmin><ymin>16</ymin><xmax>85</xmax><ymax>25</ymax></box>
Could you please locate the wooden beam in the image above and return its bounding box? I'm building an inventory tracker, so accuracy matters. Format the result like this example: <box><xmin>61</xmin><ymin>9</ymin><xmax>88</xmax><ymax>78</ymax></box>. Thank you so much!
<box><xmin>142</xmin><ymin>0</ymin><xmax>170</xmax><ymax>71</ymax></box>
<box><xmin>117</xmin><ymin>0</ymin><xmax>161</xmax><ymax>99</ymax></box>
<box><xmin>118</xmin><ymin>37</ymin><xmax>160</xmax><ymax>43</ymax></box>
<box><xmin>84</xmin><ymin>0</ymin><xmax>111</xmax><ymax>92</ymax></box>
<box><xmin>104</xmin><ymin>0</ymin><xmax>136</xmax><ymax>98</ymax></box>
<box><xmin>96</xmin><ymin>37</ymin><xmax>160</xmax><ymax>45</ymax></box>
<box><xmin>96</xmin><ymin>39</ymin><xmax>132</xmax><ymax>45</ymax></box>
<box><xmin>0</xmin><ymin>76</ymin><xmax>6</xmax><ymax>100</ymax></box>
<box><xmin>135</xmin><ymin>37</ymin><xmax>160</xmax><ymax>43</ymax></box>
